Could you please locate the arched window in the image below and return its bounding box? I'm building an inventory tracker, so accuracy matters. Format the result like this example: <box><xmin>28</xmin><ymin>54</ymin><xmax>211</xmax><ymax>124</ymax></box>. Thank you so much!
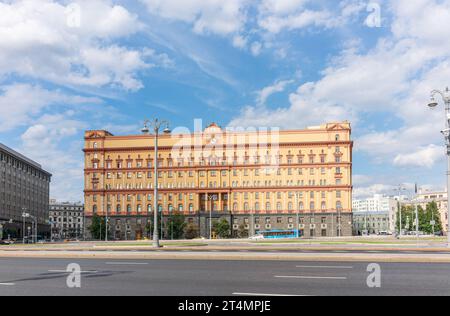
<box><xmin>93</xmin><ymin>205</ymin><xmax>97</xmax><ymax>214</ymax></box>
<box><xmin>158</xmin><ymin>204</ymin><xmax>163</xmax><ymax>212</ymax></box>
<box><xmin>178</xmin><ymin>204</ymin><xmax>183</xmax><ymax>212</ymax></box>
<box><xmin>310</xmin><ymin>202</ymin><xmax>315</xmax><ymax>211</ymax></box>
<box><xmin>168</xmin><ymin>204</ymin><xmax>174</xmax><ymax>213</ymax></box>
<box><xmin>137</xmin><ymin>204</ymin><xmax>142</xmax><ymax>213</ymax></box>
<box><xmin>189</xmin><ymin>204</ymin><xmax>194</xmax><ymax>213</ymax></box>
<box><xmin>116</xmin><ymin>204</ymin><xmax>121</xmax><ymax>213</ymax></box>
<box><xmin>321</xmin><ymin>202</ymin><xmax>326</xmax><ymax>210</ymax></box>
<box><xmin>147</xmin><ymin>204</ymin><xmax>152</xmax><ymax>213</ymax></box>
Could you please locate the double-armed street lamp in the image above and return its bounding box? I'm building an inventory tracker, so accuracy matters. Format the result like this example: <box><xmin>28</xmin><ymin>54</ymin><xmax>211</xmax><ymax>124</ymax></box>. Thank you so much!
<box><xmin>207</xmin><ymin>194</ymin><xmax>217</xmax><ymax>239</ymax></box>
<box><xmin>394</xmin><ymin>185</ymin><xmax>407</xmax><ymax>237</ymax></box>
<box><xmin>427</xmin><ymin>87</ymin><xmax>450</xmax><ymax>247</ymax></box>
<box><xmin>21</xmin><ymin>210</ymin><xmax>37</xmax><ymax>244</ymax></box>
<box><xmin>142</xmin><ymin>118</ymin><xmax>171</xmax><ymax>248</ymax></box>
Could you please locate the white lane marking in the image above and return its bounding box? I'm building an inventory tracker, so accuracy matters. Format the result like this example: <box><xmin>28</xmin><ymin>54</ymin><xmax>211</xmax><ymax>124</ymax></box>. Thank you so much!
<box><xmin>105</xmin><ymin>262</ymin><xmax>149</xmax><ymax>266</ymax></box>
<box><xmin>296</xmin><ymin>265</ymin><xmax>353</xmax><ymax>269</ymax></box>
<box><xmin>233</xmin><ymin>292</ymin><xmax>309</xmax><ymax>297</ymax></box>
<box><xmin>275</xmin><ymin>275</ymin><xmax>347</xmax><ymax>280</ymax></box>
<box><xmin>48</xmin><ymin>270</ymin><xmax>98</xmax><ymax>274</ymax></box>
<box><xmin>0</xmin><ymin>283</ymin><xmax>15</xmax><ymax>286</ymax></box>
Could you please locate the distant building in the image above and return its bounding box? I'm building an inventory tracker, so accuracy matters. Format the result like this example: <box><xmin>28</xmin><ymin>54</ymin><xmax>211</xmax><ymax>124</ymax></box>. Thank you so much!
<box><xmin>0</xmin><ymin>143</ymin><xmax>51</xmax><ymax>240</ymax></box>
<box><xmin>352</xmin><ymin>194</ymin><xmax>398</xmax><ymax>233</ymax></box>
<box><xmin>411</xmin><ymin>190</ymin><xmax>448</xmax><ymax>234</ymax></box>
<box><xmin>353</xmin><ymin>211</ymin><xmax>390</xmax><ymax>235</ymax></box>
<box><xmin>49</xmin><ymin>201</ymin><xmax>84</xmax><ymax>239</ymax></box>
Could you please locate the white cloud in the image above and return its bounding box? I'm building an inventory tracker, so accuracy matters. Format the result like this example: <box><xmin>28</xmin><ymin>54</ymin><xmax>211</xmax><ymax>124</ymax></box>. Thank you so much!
<box><xmin>256</xmin><ymin>79</ymin><xmax>294</xmax><ymax>105</ymax></box>
<box><xmin>232</xmin><ymin>35</ymin><xmax>248</xmax><ymax>49</ymax></box>
<box><xmin>258</xmin><ymin>9</ymin><xmax>339</xmax><ymax>34</ymax></box>
<box><xmin>257</xmin><ymin>0</ymin><xmax>354</xmax><ymax>34</ymax></box>
<box><xmin>0</xmin><ymin>0</ymin><xmax>168</xmax><ymax>91</ymax></box>
<box><xmin>141</xmin><ymin>0</ymin><xmax>250</xmax><ymax>36</ymax></box>
<box><xmin>250</xmin><ymin>41</ymin><xmax>263</xmax><ymax>56</ymax></box>
<box><xmin>230</xmin><ymin>0</ymin><xmax>450</xmax><ymax>170</ymax></box>
<box><xmin>20</xmin><ymin>114</ymin><xmax>88</xmax><ymax>201</ymax></box>
<box><xmin>230</xmin><ymin>80</ymin><xmax>355</xmax><ymax>129</ymax></box>
<box><xmin>0</xmin><ymin>84</ymin><xmax>101</xmax><ymax>132</ymax></box>
<box><xmin>393</xmin><ymin>145</ymin><xmax>444</xmax><ymax>168</ymax></box>
<box><xmin>353</xmin><ymin>183</ymin><xmax>396</xmax><ymax>199</ymax></box>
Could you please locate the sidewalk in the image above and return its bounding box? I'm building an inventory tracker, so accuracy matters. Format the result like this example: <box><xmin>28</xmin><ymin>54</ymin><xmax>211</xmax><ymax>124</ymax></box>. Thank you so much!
<box><xmin>2</xmin><ymin>249</ymin><xmax>450</xmax><ymax>263</ymax></box>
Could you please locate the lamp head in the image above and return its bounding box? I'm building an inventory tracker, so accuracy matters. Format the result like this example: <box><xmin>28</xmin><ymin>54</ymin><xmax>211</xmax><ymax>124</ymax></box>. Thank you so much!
<box><xmin>141</xmin><ymin>122</ymin><xmax>150</xmax><ymax>134</ymax></box>
<box><xmin>428</xmin><ymin>97</ymin><xmax>438</xmax><ymax>108</ymax></box>
<box><xmin>163</xmin><ymin>125</ymin><xmax>171</xmax><ymax>134</ymax></box>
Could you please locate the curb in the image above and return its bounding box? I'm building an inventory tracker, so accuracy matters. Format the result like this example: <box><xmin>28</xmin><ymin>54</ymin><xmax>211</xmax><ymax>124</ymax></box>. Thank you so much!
<box><xmin>2</xmin><ymin>251</ymin><xmax>450</xmax><ymax>263</ymax></box>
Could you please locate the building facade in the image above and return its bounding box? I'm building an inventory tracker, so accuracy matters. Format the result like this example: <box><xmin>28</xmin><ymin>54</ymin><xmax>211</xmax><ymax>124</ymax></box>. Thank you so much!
<box><xmin>353</xmin><ymin>211</ymin><xmax>390</xmax><ymax>235</ymax></box>
<box><xmin>0</xmin><ymin>143</ymin><xmax>51</xmax><ymax>240</ymax></box>
<box><xmin>49</xmin><ymin>200</ymin><xmax>84</xmax><ymax>240</ymax></box>
<box><xmin>353</xmin><ymin>194</ymin><xmax>398</xmax><ymax>233</ymax></box>
<box><xmin>83</xmin><ymin>122</ymin><xmax>353</xmax><ymax>240</ymax></box>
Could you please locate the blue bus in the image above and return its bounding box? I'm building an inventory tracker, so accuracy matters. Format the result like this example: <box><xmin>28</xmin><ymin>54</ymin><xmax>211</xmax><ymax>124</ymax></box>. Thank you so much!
<box><xmin>257</xmin><ymin>230</ymin><xmax>302</xmax><ymax>239</ymax></box>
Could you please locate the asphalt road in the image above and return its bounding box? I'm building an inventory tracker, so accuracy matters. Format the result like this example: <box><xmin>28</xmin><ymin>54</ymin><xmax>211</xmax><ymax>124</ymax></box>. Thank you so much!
<box><xmin>1</xmin><ymin>258</ymin><xmax>450</xmax><ymax>296</ymax></box>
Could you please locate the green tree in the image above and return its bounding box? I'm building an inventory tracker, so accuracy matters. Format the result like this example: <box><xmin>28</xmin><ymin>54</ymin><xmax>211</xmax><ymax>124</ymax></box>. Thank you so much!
<box><xmin>213</xmin><ymin>218</ymin><xmax>231</xmax><ymax>239</ymax></box>
<box><xmin>396</xmin><ymin>205</ymin><xmax>415</xmax><ymax>232</ymax></box>
<box><xmin>167</xmin><ymin>212</ymin><xmax>187</xmax><ymax>240</ymax></box>
<box><xmin>420</xmin><ymin>202</ymin><xmax>442</xmax><ymax>234</ymax></box>
<box><xmin>397</xmin><ymin>202</ymin><xmax>443</xmax><ymax>235</ymax></box>
<box><xmin>184</xmin><ymin>223</ymin><xmax>199</xmax><ymax>240</ymax></box>
<box><xmin>89</xmin><ymin>214</ymin><xmax>106</xmax><ymax>240</ymax></box>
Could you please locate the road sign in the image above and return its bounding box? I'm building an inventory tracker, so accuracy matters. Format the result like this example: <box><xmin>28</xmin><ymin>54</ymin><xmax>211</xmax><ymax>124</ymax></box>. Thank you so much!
<box><xmin>431</xmin><ymin>220</ymin><xmax>436</xmax><ymax>226</ymax></box>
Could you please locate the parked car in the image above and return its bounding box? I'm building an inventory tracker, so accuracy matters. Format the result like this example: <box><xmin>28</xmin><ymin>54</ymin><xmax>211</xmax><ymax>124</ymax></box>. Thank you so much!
<box><xmin>249</xmin><ymin>234</ymin><xmax>264</xmax><ymax>241</ymax></box>
<box><xmin>0</xmin><ymin>240</ymin><xmax>14</xmax><ymax>245</ymax></box>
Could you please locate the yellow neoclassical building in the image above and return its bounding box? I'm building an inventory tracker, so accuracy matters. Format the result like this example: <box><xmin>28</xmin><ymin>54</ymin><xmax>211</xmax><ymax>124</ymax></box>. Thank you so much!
<box><xmin>83</xmin><ymin>121</ymin><xmax>353</xmax><ymax>240</ymax></box>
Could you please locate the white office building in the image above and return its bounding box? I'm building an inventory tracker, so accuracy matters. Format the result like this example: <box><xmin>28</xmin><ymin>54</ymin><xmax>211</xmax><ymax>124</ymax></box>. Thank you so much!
<box><xmin>353</xmin><ymin>194</ymin><xmax>399</xmax><ymax>234</ymax></box>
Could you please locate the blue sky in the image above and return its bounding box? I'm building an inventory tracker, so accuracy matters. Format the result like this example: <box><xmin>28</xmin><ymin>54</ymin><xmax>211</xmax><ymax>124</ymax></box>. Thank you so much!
<box><xmin>1</xmin><ymin>0</ymin><xmax>450</xmax><ymax>202</ymax></box>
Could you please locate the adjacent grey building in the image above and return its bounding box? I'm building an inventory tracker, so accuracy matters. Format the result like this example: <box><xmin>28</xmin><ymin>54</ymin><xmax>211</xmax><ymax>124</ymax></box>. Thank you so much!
<box><xmin>0</xmin><ymin>143</ymin><xmax>51</xmax><ymax>240</ymax></box>
<box><xmin>353</xmin><ymin>211</ymin><xmax>390</xmax><ymax>235</ymax></box>
<box><xmin>49</xmin><ymin>201</ymin><xmax>84</xmax><ymax>240</ymax></box>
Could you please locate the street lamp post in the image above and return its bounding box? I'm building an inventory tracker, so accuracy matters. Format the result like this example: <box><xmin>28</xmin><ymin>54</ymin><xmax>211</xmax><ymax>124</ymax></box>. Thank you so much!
<box><xmin>142</xmin><ymin>119</ymin><xmax>170</xmax><ymax>248</ymax></box>
<box><xmin>295</xmin><ymin>192</ymin><xmax>300</xmax><ymax>238</ymax></box>
<box><xmin>207</xmin><ymin>194</ymin><xmax>216</xmax><ymax>239</ymax></box>
<box><xmin>22</xmin><ymin>209</ymin><xmax>28</xmax><ymax>244</ymax></box>
<box><xmin>427</xmin><ymin>87</ymin><xmax>450</xmax><ymax>247</ymax></box>
<box><xmin>395</xmin><ymin>185</ymin><xmax>406</xmax><ymax>237</ymax></box>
